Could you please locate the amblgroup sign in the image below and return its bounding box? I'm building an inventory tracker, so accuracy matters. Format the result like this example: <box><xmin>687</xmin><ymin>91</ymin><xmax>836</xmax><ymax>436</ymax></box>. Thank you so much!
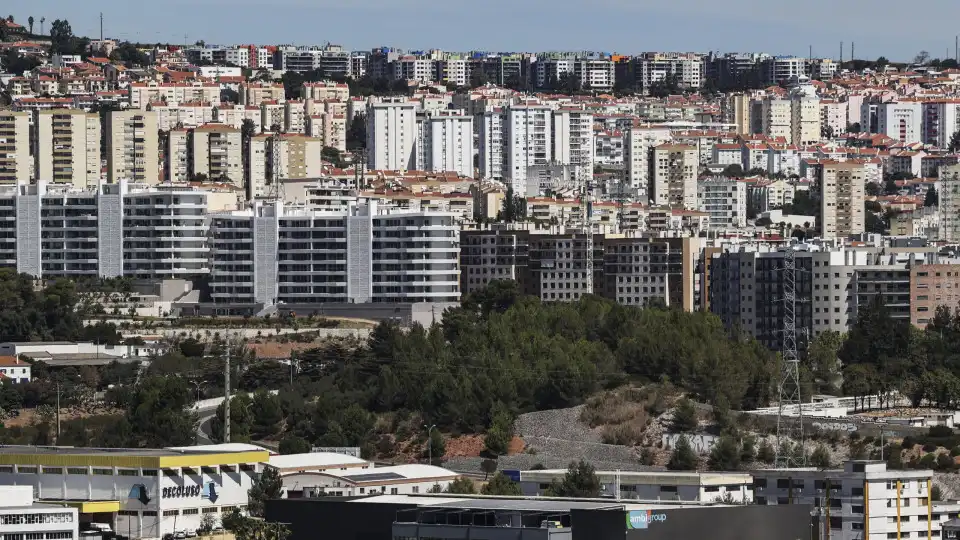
<box><xmin>626</xmin><ymin>510</ymin><xmax>667</xmax><ymax>529</ymax></box>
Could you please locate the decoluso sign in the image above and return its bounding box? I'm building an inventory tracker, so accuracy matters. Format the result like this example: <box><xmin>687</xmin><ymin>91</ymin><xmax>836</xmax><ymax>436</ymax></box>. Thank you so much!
<box><xmin>626</xmin><ymin>510</ymin><xmax>667</xmax><ymax>529</ymax></box>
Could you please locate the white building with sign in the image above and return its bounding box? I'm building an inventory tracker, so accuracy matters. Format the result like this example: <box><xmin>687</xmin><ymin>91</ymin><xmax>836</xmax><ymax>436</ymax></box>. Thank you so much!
<box><xmin>0</xmin><ymin>444</ymin><xmax>269</xmax><ymax>539</ymax></box>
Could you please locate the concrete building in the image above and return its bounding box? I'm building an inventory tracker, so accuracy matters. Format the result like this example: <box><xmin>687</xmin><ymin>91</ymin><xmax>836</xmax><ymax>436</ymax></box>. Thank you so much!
<box><xmin>792</xmin><ymin>97</ymin><xmax>822</xmax><ymax>146</ymax></box>
<box><xmin>208</xmin><ymin>199</ymin><xmax>460</xmax><ymax>307</ymax></box>
<box><xmin>638</xmin><ymin>52</ymin><xmax>704</xmax><ymax>89</ymax></box>
<box><xmin>697</xmin><ymin>176</ymin><xmax>747</xmax><ymax>229</ymax></box>
<box><xmin>247</xmin><ymin>134</ymin><xmax>324</xmax><ymax>200</ymax></box>
<box><xmin>552</xmin><ymin>108</ymin><xmax>595</xmax><ymax>183</ymax></box>
<box><xmin>127</xmin><ymin>82</ymin><xmax>219</xmax><ymax>110</ymax></box>
<box><xmin>166</xmin><ymin>129</ymin><xmax>190</xmax><ymax>183</ymax></box>
<box><xmin>910</xmin><ymin>264</ymin><xmax>960</xmax><ymax>328</ymax></box>
<box><xmin>872</xmin><ymin>101</ymin><xmax>924</xmax><ymax>143</ymax></box>
<box><xmin>366</xmin><ymin>102</ymin><xmax>417</xmax><ymax>172</ymax></box>
<box><xmin>752</xmin><ymin>460</ymin><xmax>958</xmax><ymax>540</ymax></box>
<box><xmin>0</xmin><ymin>444</ymin><xmax>269</xmax><ymax>539</ymax></box>
<box><xmin>938</xmin><ymin>164</ymin><xmax>960</xmax><ymax>242</ymax></box>
<box><xmin>0</xmin><ymin>356</ymin><xmax>30</xmax><ymax>382</ymax></box>
<box><xmin>278</xmin><ymin>464</ymin><xmax>458</xmax><ymax>498</ymax></box>
<box><xmin>477</xmin><ymin>108</ymin><xmax>506</xmax><ymax>181</ymax></box>
<box><xmin>505</xmin><ymin>104</ymin><xmax>553</xmax><ymax>195</ymax></box>
<box><xmin>240</xmin><ymin>83</ymin><xmax>286</xmax><ymax>106</ymax></box>
<box><xmin>33</xmin><ymin>109</ymin><xmax>101</xmax><ymax>188</ymax></box>
<box><xmin>724</xmin><ymin>94</ymin><xmax>753</xmax><ymax>135</ymax></box>
<box><xmin>761</xmin><ymin>98</ymin><xmax>792</xmax><ymax>142</ymax></box>
<box><xmin>0</xmin><ymin>111</ymin><xmax>30</xmax><ymax>185</ymax></box>
<box><xmin>0</xmin><ymin>485</ymin><xmax>78</xmax><ymax>540</ymax></box>
<box><xmin>191</xmin><ymin>124</ymin><xmax>243</xmax><ymax>187</ymax></box>
<box><xmin>624</xmin><ymin>125</ymin><xmax>672</xmax><ymax>202</ymax></box>
<box><xmin>415</xmin><ymin>113</ymin><xmax>473</xmax><ymax>177</ymax></box>
<box><xmin>301</xmin><ymin>81</ymin><xmax>350</xmax><ymax>102</ymax></box>
<box><xmin>519</xmin><ymin>469</ymin><xmax>752</xmax><ymax>502</ymax></box>
<box><xmin>106</xmin><ymin>110</ymin><xmax>159</xmax><ymax>185</ymax></box>
<box><xmin>602</xmin><ymin>235</ymin><xmax>702</xmax><ymax>311</ymax></box>
<box><xmin>763</xmin><ymin>56</ymin><xmax>807</xmax><ymax>85</ymax></box>
<box><xmin>652</xmin><ymin>144</ymin><xmax>698</xmax><ymax>208</ymax></box>
<box><xmin>820</xmin><ymin>161</ymin><xmax>867</xmax><ymax>238</ymax></box>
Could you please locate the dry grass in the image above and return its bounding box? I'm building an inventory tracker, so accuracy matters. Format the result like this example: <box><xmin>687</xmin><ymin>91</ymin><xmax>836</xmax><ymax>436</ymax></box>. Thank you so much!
<box><xmin>580</xmin><ymin>386</ymin><xmax>657</xmax><ymax>446</ymax></box>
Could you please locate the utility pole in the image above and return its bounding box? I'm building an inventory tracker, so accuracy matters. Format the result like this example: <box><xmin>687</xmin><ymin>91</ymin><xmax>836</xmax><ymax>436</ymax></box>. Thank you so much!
<box><xmin>55</xmin><ymin>381</ymin><xmax>61</xmax><ymax>443</ymax></box>
<box><xmin>224</xmin><ymin>337</ymin><xmax>231</xmax><ymax>443</ymax></box>
<box><xmin>99</xmin><ymin>12</ymin><xmax>103</xmax><ymax>43</ymax></box>
<box><xmin>424</xmin><ymin>424</ymin><xmax>436</xmax><ymax>465</ymax></box>
<box><xmin>840</xmin><ymin>42</ymin><xmax>843</xmax><ymax>66</ymax></box>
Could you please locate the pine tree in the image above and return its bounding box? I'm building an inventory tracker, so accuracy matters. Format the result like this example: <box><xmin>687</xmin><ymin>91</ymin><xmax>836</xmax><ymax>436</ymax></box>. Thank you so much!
<box><xmin>667</xmin><ymin>435</ymin><xmax>699</xmax><ymax>471</ymax></box>
<box><xmin>708</xmin><ymin>436</ymin><xmax>741</xmax><ymax>471</ymax></box>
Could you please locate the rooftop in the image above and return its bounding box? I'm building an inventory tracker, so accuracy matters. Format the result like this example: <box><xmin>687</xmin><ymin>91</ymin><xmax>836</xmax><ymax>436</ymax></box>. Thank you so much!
<box><xmin>268</xmin><ymin>452</ymin><xmax>368</xmax><ymax>470</ymax></box>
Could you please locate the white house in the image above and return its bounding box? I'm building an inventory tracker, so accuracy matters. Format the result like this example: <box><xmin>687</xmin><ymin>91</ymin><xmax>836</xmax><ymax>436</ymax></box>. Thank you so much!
<box><xmin>0</xmin><ymin>356</ymin><xmax>30</xmax><ymax>383</ymax></box>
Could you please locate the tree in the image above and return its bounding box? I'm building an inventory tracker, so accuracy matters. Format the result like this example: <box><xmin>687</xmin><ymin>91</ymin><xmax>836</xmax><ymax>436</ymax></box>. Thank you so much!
<box><xmin>198</xmin><ymin>514</ymin><xmax>217</xmax><ymax>535</ymax></box>
<box><xmin>757</xmin><ymin>440</ymin><xmax>775</xmax><ymax>463</ymax></box>
<box><xmin>707</xmin><ymin>436</ymin><xmax>741</xmax><ymax>471</ymax></box>
<box><xmin>250</xmin><ymin>390</ymin><xmax>283</xmax><ymax>439</ymax></box>
<box><xmin>721</xmin><ymin>164</ymin><xmax>744</xmax><ymax>178</ymax></box>
<box><xmin>346</xmin><ymin>115</ymin><xmax>366</xmax><ymax>151</ymax></box>
<box><xmin>949</xmin><ymin>130</ymin><xmax>960</xmax><ymax>153</ymax></box>
<box><xmin>482</xmin><ymin>472</ymin><xmax>522</xmax><ymax>496</ymax></box>
<box><xmin>914</xmin><ymin>51</ymin><xmax>931</xmax><ymax>65</ymax></box>
<box><xmin>425</xmin><ymin>429</ymin><xmax>446</xmax><ymax>463</ymax></box>
<box><xmin>480</xmin><ymin>458</ymin><xmax>497</xmax><ymax>480</ymax></box>
<box><xmin>806</xmin><ymin>331</ymin><xmax>844</xmax><ymax>396</ymax></box>
<box><xmin>484</xmin><ymin>402</ymin><xmax>514</xmax><ymax>456</ymax></box>
<box><xmin>925</xmin><ymin>186</ymin><xmax>939</xmax><ymax>207</ymax></box>
<box><xmin>667</xmin><ymin>435</ymin><xmax>699</xmax><ymax>470</ymax></box>
<box><xmin>865</xmin><ymin>183</ymin><xmax>881</xmax><ymax>197</ymax></box>
<box><xmin>810</xmin><ymin>445</ymin><xmax>832</xmax><ymax>469</ymax></box>
<box><xmin>27</xmin><ymin>16</ymin><xmax>33</xmax><ymax>34</ymax></box>
<box><xmin>123</xmin><ymin>376</ymin><xmax>197</xmax><ymax>447</ymax></box>
<box><xmin>671</xmin><ymin>399</ymin><xmax>698</xmax><ymax>432</ymax></box>
<box><xmin>248</xmin><ymin>466</ymin><xmax>283</xmax><ymax>517</ymax></box>
<box><xmin>847</xmin><ymin>122</ymin><xmax>861</xmax><ymax>133</ymax></box>
<box><xmin>49</xmin><ymin>19</ymin><xmax>76</xmax><ymax>55</ymax></box>
<box><xmin>278</xmin><ymin>435</ymin><xmax>311</xmax><ymax>455</ymax></box>
<box><xmin>876</xmin><ymin>57</ymin><xmax>889</xmax><ymax>70</ymax></box>
<box><xmin>546</xmin><ymin>460</ymin><xmax>601</xmax><ymax>497</ymax></box>
<box><xmin>446</xmin><ymin>476</ymin><xmax>476</xmax><ymax>494</ymax></box>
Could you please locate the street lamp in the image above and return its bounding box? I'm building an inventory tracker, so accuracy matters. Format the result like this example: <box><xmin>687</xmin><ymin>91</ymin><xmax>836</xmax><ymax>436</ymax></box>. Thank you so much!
<box><xmin>424</xmin><ymin>424</ymin><xmax>436</xmax><ymax>465</ymax></box>
<box><xmin>189</xmin><ymin>380</ymin><xmax>202</xmax><ymax>403</ymax></box>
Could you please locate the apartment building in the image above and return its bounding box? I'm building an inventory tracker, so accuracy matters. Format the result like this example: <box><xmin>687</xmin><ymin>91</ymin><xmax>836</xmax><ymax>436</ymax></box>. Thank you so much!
<box><xmin>477</xmin><ymin>108</ymin><xmax>506</xmax><ymax>181</ymax></box>
<box><xmin>149</xmin><ymin>102</ymin><xmax>216</xmax><ymax>131</ymax></box>
<box><xmin>624</xmin><ymin>125</ymin><xmax>672</xmax><ymax>202</ymax></box>
<box><xmin>939</xmin><ymin>164</ymin><xmax>960</xmax><ymax>242</ymax></box>
<box><xmin>602</xmin><ymin>235</ymin><xmax>702</xmax><ymax>311</ymax></box>
<box><xmin>637</xmin><ymin>52</ymin><xmax>704</xmax><ymax>89</ymax></box>
<box><xmin>191</xmin><ymin>124</ymin><xmax>243</xmax><ymax>186</ymax></box>
<box><xmin>3</xmin><ymin>180</ymin><xmax>208</xmax><ymax>279</ymax></box>
<box><xmin>652</xmin><ymin>144</ymin><xmax>698</xmax><ymax>208</ymax></box>
<box><xmin>871</xmin><ymin>101</ymin><xmax>923</xmax><ymax>144</ymax></box>
<box><xmin>240</xmin><ymin>82</ymin><xmax>286</xmax><ymax>106</ymax></box>
<box><xmin>792</xmin><ymin>96</ymin><xmax>822</xmax><ymax>145</ymax></box>
<box><xmin>752</xmin><ymin>460</ymin><xmax>958</xmax><ymax>540</ymax></box>
<box><xmin>246</xmin><ymin>134</ymin><xmax>324</xmax><ymax>200</ymax></box>
<box><xmin>820</xmin><ymin>161</ymin><xmax>867</xmax><ymax>238</ymax></box>
<box><xmin>552</xmin><ymin>108</ymin><xmax>595</xmax><ymax>183</ymax></box>
<box><xmin>301</xmin><ymin>81</ymin><xmax>350</xmax><ymax>102</ymax></box>
<box><xmin>723</xmin><ymin>94</ymin><xmax>753</xmax><ymax>135</ymax></box>
<box><xmin>762</xmin><ymin>98</ymin><xmax>792</xmax><ymax>142</ymax></box>
<box><xmin>166</xmin><ymin>129</ymin><xmax>190</xmax><ymax>182</ymax></box>
<box><xmin>128</xmin><ymin>82</ymin><xmax>219</xmax><ymax>109</ymax></box>
<box><xmin>762</xmin><ymin>56</ymin><xmax>806</xmax><ymax>85</ymax></box>
<box><xmin>0</xmin><ymin>111</ymin><xmax>30</xmax><ymax>185</ymax></box>
<box><xmin>911</xmin><ymin>264</ymin><xmax>960</xmax><ymax>328</ymax></box>
<box><xmin>415</xmin><ymin>113</ymin><xmax>473</xmax><ymax>178</ymax></box>
<box><xmin>106</xmin><ymin>110</ymin><xmax>159</xmax><ymax>184</ymax></box>
<box><xmin>306</xmin><ymin>110</ymin><xmax>347</xmax><ymax>152</ymax></box>
<box><xmin>208</xmin><ymin>199</ymin><xmax>460</xmax><ymax>306</ymax></box>
<box><xmin>535</xmin><ymin>55</ymin><xmax>615</xmax><ymax>91</ymax></box>
<box><xmin>33</xmin><ymin>109</ymin><xmax>100</xmax><ymax>188</ymax></box>
<box><xmin>0</xmin><ymin>486</ymin><xmax>78</xmax><ymax>540</ymax></box>
<box><xmin>697</xmin><ymin>176</ymin><xmax>747</xmax><ymax>229</ymax></box>
<box><xmin>367</xmin><ymin>102</ymin><xmax>417</xmax><ymax>171</ymax></box>
<box><xmin>505</xmin><ymin>104</ymin><xmax>553</xmax><ymax>195</ymax></box>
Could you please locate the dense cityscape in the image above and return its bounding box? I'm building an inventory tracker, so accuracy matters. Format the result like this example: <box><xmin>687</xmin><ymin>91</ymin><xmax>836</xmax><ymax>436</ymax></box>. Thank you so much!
<box><xmin>6</xmin><ymin>10</ymin><xmax>960</xmax><ymax>540</ymax></box>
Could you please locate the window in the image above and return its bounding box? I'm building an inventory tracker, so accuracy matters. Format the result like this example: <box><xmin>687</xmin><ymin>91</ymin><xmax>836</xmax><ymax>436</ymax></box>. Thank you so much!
<box><xmin>67</xmin><ymin>468</ymin><xmax>87</xmax><ymax>475</ymax></box>
<box><xmin>163</xmin><ymin>510</ymin><xmax>179</xmax><ymax>517</ymax></box>
<box><xmin>42</xmin><ymin>467</ymin><xmax>63</xmax><ymax>475</ymax></box>
<box><xmin>182</xmin><ymin>509</ymin><xmax>199</xmax><ymax>516</ymax></box>
<box><xmin>202</xmin><ymin>508</ymin><xmax>218</xmax><ymax>514</ymax></box>
<box><xmin>118</xmin><ymin>469</ymin><xmax>139</xmax><ymax>476</ymax></box>
<box><xmin>390</xmin><ymin>488</ymin><xmax>398</xmax><ymax>495</ymax></box>
<box><xmin>92</xmin><ymin>468</ymin><xmax>113</xmax><ymax>476</ymax></box>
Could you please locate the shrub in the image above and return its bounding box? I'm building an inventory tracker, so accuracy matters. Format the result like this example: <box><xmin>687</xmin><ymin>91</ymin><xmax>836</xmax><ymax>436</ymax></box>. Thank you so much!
<box><xmin>951</xmin><ymin>446</ymin><xmax>960</xmax><ymax>457</ymax></box>
<box><xmin>929</xmin><ymin>426</ymin><xmax>954</xmax><ymax>438</ymax></box>
<box><xmin>902</xmin><ymin>436</ymin><xmax>916</xmax><ymax>449</ymax></box>
<box><xmin>923</xmin><ymin>443</ymin><xmax>939</xmax><ymax>453</ymax></box>
<box><xmin>600</xmin><ymin>423</ymin><xmax>644</xmax><ymax>446</ymax></box>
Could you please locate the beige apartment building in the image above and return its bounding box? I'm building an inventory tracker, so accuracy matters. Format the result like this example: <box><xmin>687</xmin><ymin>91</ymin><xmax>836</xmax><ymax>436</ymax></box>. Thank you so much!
<box><xmin>723</xmin><ymin>93</ymin><xmax>752</xmax><ymax>135</ymax></box>
<box><xmin>307</xmin><ymin>112</ymin><xmax>347</xmax><ymax>152</ymax></box>
<box><xmin>240</xmin><ymin>82</ymin><xmax>286</xmax><ymax>105</ymax></box>
<box><xmin>34</xmin><ymin>109</ymin><xmax>101</xmax><ymax>188</ymax></box>
<box><xmin>166</xmin><ymin>129</ymin><xmax>190</xmax><ymax>182</ymax></box>
<box><xmin>910</xmin><ymin>264</ymin><xmax>960</xmax><ymax>328</ymax></box>
<box><xmin>107</xmin><ymin>110</ymin><xmax>159</xmax><ymax>184</ymax></box>
<box><xmin>192</xmin><ymin>124</ymin><xmax>243</xmax><ymax>186</ymax></box>
<box><xmin>652</xmin><ymin>143</ymin><xmax>698</xmax><ymax>208</ymax></box>
<box><xmin>791</xmin><ymin>96</ymin><xmax>822</xmax><ymax>145</ymax></box>
<box><xmin>128</xmin><ymin>81</ymin><xmax>220</xmax><ymax>109</ymax></box>
<box><xmin>940</xmin><ymin>163</ymin><xmax>960</xmax><ymax>242</ymax></box>
<box><xmin>246</xmin><ymin>134</ymin><xmax>323</xmax><ymax>199</ymax></box>
<box><xmin>301</xmin><ymin>81</ymin><xmax>350</xmax><ymax>102</ymax></box>
<box><xmin>0</xmin><ymin>111</ymin><xmax>31</xmax><ymax>185</ymax></box>
<box><xmin>820</xmin><ymin>161</ymin><xmax>866</xmax><ymax>238</ymax></box>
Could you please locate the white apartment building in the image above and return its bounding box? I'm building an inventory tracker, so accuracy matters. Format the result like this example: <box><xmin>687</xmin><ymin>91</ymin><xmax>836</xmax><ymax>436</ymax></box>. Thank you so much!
<box><xmin>652</xmin><ymin>144</ymin><xmax>698</xmax><ymax>208</ymax></box>
<box><xmin>535</xmin><ymin>56</ymin><xmax>615</xmax><ymax>91</ymax></box>
<box><xmin>624</xmin><ymin>125</ymin><xmax>672</xmax><ymax>202</ymax></box>
<box><xmin>921</xmin><ymin>101</ymin><xmax>960</xmax><ymax>148</ymax></box>
<box><xmin>765</xmin><ymin>56</ymin><xmax>807</xmax><ymax>85</ymax></box>
<box><xmin>638</xmin><ymin>53</ymin><xmax>704</xmax><ymax>89</ymax></box>
<box><xmin>306</xmin><ymin>110</ymin><xmax>347</xmax><ymax>152</ymax></box>
<box><xmin>415</xmin><ymin>113</ymin><xmax>473</xmax><ymax>178</ymax></box>
<box><xmin>214</xmin><ymin>105</ymin><xmax>261</xmax><ymax>132</ymax></box>
<box><xmin>191</xmin><ymin>124</ymin><xmax>243</xmax><ymax>186</ymax></box>
<box><xmin>822</xmin><ymin>100</ymin><xmax>849</xmax><ymax>137</ymax></box>
<box><xmin>127</xmin><ymin>82</ymin><xmax>219</xmax><ymax>110</ymax></box>
<box><xmin>477</xmin><ymin>108</ymin><xmax>506</xmax><ymax>181</ymax></box>
<box><xmin>820</xmin><ymin>161</ymin><xmax>867</xmax><ymax>238</ymax></box>
<box><xmin>246</xmin><ymin>134</ymin><xmax>324</xmax><ymax>200</ymax></box>
<box><xmin>239</xmin><ymin>83</ymin><xmax>286</xmax><ymax>106</ymax></box>
<box><xmin>4</xmin><ymin>181</ymin><xmax>208</xmax><ymax>279</ymax></box>
<box><xmin>748</xmin><ymin>178</ymin><xmax>796</xmax><ymax>213</ymax></box>
<box><xmin>697</xmin><ymin>176</ymin><xmax>747</xmax><ymax>229</ymax></box>
<box><xmin>595</xmin><ymin>130</ymin><xmax>624</xmax><ymax>167</ymax></box>
<box><xmin>435</xmin><ymin>58</ymin><xmax>469</xmax><ymax>87</ymax></box>
<box><xmin>872</xmin><ymin>101</ymin><xmax>923</xmax><ymax>143</ymax></box>
<box><xmin>505</xmin><ymin>104</ymin><xmax>552</xmax><ymax>195</ymax></box>
<box><xmin>106</xmin><ymin>110</ymin><xmax>159</xmax><ymax>185</ymax></box>
<box><xmin>284</xmin><ymin>101</ymin><xmax>307</xmax><ymax>134</ymax></box>
<box><xmin>939</xmin><ymin>164</ymin><xmax>960</xmax><ymax>241</ymax></box>
<box><xmin>301</xmin><ymin>81</ymin><xmax>350</xmax><ymax>102</ymax></box>
<box><xmin>752</xmin><ymin>461</ymin><xmax>958</xmax><ymax>540</ymax></box>
<box><xmin>0</xmin><ymin>111</ymin><xmax>30</xmax><ymax>185</ymax></box>
<box><xmin>0</xmin><ymin>486</ymin><xmax>78</xmax><ymax>540</ymax></box>
<box><xmin>208</xmin><ymin>199</ymin><xmax>460</xmax><ymax>306</ymax></box>
<box><xmin>149</xmin><ymin>102</ymin><xmax>216</xmax><ymax>131</ymax></box>
<box><xmin>367</xmin><ymin>102</ymin><xmax>417</xmax><ymax>171</ymax></box>
<box><xmin>392</xmin><ymin>56</ymin><xmax>434</xmax><ymax>83</ymax></box>
<box><xmin>552</xmin><ymin>108</ymin><xmax>595</xmax><ymax>183</ymax></box>
<box><xmin>0</xmin><ymin>444</ymin><xmax>269</xmax><ymax>540</ymax></box>
<box><xmin>33</xmin><ymin>109</ymin><xmax>101</xmax><ymax>188</ymax></box>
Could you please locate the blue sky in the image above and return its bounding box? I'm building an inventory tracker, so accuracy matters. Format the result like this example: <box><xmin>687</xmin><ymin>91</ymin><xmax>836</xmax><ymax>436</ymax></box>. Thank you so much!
<box><xmin>4</xmin><ymin>0</ymin><xmax>957</xmax><ymax>62</ymax></box>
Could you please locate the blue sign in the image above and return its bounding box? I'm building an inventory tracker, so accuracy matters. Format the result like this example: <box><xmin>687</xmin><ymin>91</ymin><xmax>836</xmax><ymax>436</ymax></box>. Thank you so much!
<box><xmin>202</xmin><ymin>482</ymin><xmax>219</xmax><ymax>502</ymax></box>
<box><xmin>502</xmin><ymin>469</ymin><xmax>521</xmax><ymax>482</ymax></box>
<box><xmin>626</xmin><ymin>510</ymin><xmax>667</xmax><ymax>530</ymax></box>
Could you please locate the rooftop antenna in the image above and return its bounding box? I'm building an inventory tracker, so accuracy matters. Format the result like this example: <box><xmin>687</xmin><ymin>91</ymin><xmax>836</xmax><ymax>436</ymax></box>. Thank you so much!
<box><xmin>840</xmin><ymin>41</ymin><xmax>843</xmax><ymax>66</ymax></box>
<box><xmin>99</xmin><ymin>12</ymin><xmax>103</xmax><ymax>43</ymax></box>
